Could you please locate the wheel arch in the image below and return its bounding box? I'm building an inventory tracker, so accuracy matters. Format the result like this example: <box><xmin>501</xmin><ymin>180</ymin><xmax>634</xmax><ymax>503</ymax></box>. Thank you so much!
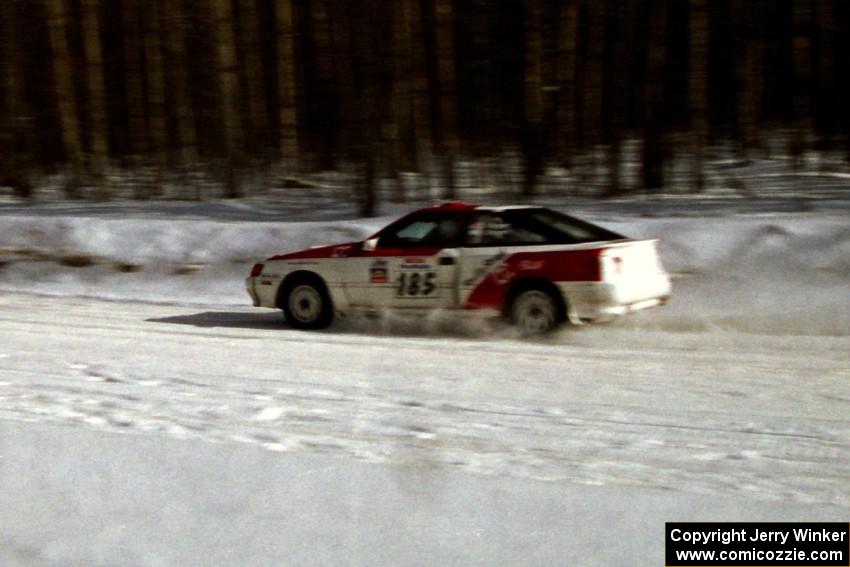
<box><xmin>502</xmin><ymin>277</ymin><xmax>568</xmax><ymax>323</ymax></box>
<box><xmin>276</xmin><ymin>270</ymin><xmax>332</xmax><ymax>310</ymax></box>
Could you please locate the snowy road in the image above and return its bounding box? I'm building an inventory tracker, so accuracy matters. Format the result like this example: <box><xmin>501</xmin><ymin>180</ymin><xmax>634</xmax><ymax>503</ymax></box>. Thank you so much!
<box><xmin>2</xmin><ymin>291</ymin><xmax>848</xmax><ymax>508</ymax></box>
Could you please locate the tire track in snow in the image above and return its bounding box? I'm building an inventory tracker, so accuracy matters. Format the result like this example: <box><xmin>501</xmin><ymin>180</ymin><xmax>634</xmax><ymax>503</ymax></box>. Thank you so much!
<box><xmin>0</xmin><ymin>292</ymin><xmax>848</xmax><ymax>506</ymax></box>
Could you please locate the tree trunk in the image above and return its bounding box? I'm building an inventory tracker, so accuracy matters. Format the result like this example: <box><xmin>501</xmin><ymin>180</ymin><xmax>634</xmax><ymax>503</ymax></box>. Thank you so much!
<box><xmin>607</xmin><ymin>139</ymin><xmax>622</xmax><ymax>197</ymax></box>
<box><xmin>239</xmin><ymin>0</ymin><xmax>269</xmax><ymax>153</ymax></box>
<box><xmin>815</xmin><ymin>0</ymin><xmax>834</xmax><ymax>152</ymax></box>
<box><xmin>392</xmin><ymin>0</ymin><xmax>415</xmax><ymax>202</ymax></box>
<box><xmin>358</xmin><ymin>152</ymin><xmax>377</xmax><ymax>218</ymax></box>
<box><xmin>410</xmin><ymin>0</ymin><xmax>433</xmax><ymax>175</ymax></box>
<box><xmin>122</xmin><ymin>0</ymin><xmax>148</xmax><ymax>161</ymax></box>
<box><xmin>143</xmin><ymin>0</ymin><xmax>167</xmax><ymax>197</ymax></box>
<box><xmin>522</xmin><ymin>0</ymin><xmax>544</xmax><ymax>198</ymax></box>
<box><xmin>605</xmin><ymin>0</ymin><xmax>636</xmax><ymax>197</ymax></box>
<box><xmin>689</xmin><ymin>0</ymin><xmax>709</xmax><ymax>193</ymax></box>
<box><xmin>642</xmin><ymin>0</ymin><xmax>667</xmax><ymax>192</ymax></box>
<box><xmin>81</xmin><ymin>0</ymin><xmax>109</xmax><ymax>200</ymax></box>
<box><xmin>329</xmin><ymin>0</ymin><xmax>356</xmax><ymax>152</ymax></box>
<box><xmin>1</xmin><ymin>0</ymin><xmax>31</xmax><ymax>198</ymax></box>
<box><xmin>162</xmin><ymin>0</ymin><xmax>199</xmax><ymax>185</ymax></box>
<box><xmin>434</xmin><ymin>0</ymin><xmax>457</xmax><ymax>199</ymax></box>
<box><xmin>736</xmin><ymin>3</ymin><xmax>762</xmax><ymax>160</ymax></box>
<box><xmin>791</xmin><ymin>1</ymin><xmax>812</xmax><ymax>170</ymax></box>
<box><xmin>355</xmin><ymin>3</ymin><xmax>382</xmax><ymax>217</ymax></box>
<box><xmin>276</xmin><ymin>0</ymin><xmax>299</xmax><ymax>173</ymax></box>
<box><xmin>557</xmin><ymin>0</ymin><xmax>579</xmax><ymax>166</ymax></box>
<box><xmin>311</xmin><ymin>0</ymin><xmax>336</xmax><ymax>168</ymax></box>
<box><xmin>583</xmin><ymin>0</ymin><xmax>605</xmax><ymax>152</ymax></box>
<box><xmin>0</xmin><ymin>0</ymin><xmax>13</xmax><ymax>172</ymax></box>
<box><xmin>45</xmin><ymin>0</ymin><xmax>84</xmax><ymax>197</ymax></box>
<box><xmin>213</xmin><ymin>0</ymin><xmax>243</xmax><ymax>197</ymax></box>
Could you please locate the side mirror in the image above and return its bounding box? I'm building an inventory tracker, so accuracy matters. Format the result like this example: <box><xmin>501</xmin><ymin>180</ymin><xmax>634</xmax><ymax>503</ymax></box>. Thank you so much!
<box><xmin>362</xmin><ymin>237</ymin><xmax>378</xmax><ymax>252</ymax></box>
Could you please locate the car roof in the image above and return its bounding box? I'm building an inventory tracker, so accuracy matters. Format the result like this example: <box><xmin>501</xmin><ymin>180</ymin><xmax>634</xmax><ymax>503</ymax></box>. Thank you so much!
<box><xmin>414</xmin><ymin>202</ymin><xmax>539</xmax><ymax>214</ymax></box>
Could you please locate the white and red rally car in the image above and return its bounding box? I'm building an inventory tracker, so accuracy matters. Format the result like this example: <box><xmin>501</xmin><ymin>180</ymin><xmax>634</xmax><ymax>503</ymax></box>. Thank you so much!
<box><xmin>246</xmin><ymin>203</ymin><xmax>671</xmax><ymax>333</ymax></box>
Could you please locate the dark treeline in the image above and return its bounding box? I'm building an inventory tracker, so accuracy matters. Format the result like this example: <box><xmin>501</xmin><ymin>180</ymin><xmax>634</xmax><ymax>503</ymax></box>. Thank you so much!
<box><xmin>0</xmin><ymin>0</ymin><xmax>848</xmax><ymax>213</ymax></box>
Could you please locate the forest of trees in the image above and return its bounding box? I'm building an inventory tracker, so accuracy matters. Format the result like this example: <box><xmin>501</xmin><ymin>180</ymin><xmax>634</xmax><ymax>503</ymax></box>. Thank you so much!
<box><xmin>0</xmin><ymin>0</ymin><xmax>848</xmax><ymax>214</ymax></box>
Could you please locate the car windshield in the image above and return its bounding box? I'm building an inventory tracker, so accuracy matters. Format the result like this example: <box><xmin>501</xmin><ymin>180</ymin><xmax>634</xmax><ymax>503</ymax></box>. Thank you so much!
<box><xmin>500</xmin><ymin>208</ymin><xmax>624</xmax><ymax>244</ymax></box>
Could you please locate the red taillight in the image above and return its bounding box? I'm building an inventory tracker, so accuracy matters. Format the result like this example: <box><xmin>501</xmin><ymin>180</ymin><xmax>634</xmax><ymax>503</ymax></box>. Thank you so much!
<box><xmin>250</xmin><ymin>263</ymin><xmax>264</xmax><ymax>277</ymax></box>
<box><xmin>585</xmin><ymin>248</ymin><xmax>603</xmax><ymax>281</ymax></box>
<box><xmin>564</xmin><ymin>248</ymin><xmax>602</xmax><ymax>281</ymax></box>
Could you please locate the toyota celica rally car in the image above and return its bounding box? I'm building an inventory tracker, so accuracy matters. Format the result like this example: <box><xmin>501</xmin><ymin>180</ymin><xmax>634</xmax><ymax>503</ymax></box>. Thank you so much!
<box><xmin>246</xmin><ymin>202</ymin><xmax>671</xmax><ymax>333</ymax></box>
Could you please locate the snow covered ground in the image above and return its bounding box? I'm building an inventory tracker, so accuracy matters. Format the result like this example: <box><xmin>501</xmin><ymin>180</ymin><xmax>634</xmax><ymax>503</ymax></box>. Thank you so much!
<box><xmin>0</xmin><ymin>194</ymin><xmax>848</xmax><ymax>566</ymax></box>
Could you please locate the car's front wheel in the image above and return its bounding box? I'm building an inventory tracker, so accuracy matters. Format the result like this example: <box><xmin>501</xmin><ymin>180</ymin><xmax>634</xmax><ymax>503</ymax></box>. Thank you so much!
<box><xmin>510</xmin><ymin>289</ymin><xmax>561</xmax><ymax>334</ymax></box>
<box><xmin>281</xmin><ymin>278</ymin><xmax>333</xmax><ymax>329</ymax></box>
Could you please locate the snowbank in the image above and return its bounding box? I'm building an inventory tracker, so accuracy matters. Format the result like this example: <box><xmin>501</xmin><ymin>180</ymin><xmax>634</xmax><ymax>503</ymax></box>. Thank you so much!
<box><xmin>608</xmin><ymin>215</ymin><xmax>850</xmax><ymax>336</ymax></box>
<box><xmin>0</xmin><ymin>200</ymin><xmax>847</xmax><ymax>336</ymax></box>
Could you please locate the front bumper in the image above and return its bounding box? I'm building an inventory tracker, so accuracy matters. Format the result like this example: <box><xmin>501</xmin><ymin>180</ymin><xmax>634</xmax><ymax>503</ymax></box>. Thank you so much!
<box><xmin>245</xmin><ymin>277</ymin><xmax>260</xmax><ymax>307</ymax></box>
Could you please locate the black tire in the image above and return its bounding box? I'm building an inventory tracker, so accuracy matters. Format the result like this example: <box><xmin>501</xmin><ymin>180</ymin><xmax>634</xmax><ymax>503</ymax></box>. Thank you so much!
<box><xmin>508</xmin><ymin>286</ymin><xmax>564</xmax><ymax>335</ymax></box>
<box><xmin>280</xmin><ymin>276</ymin><xmax>333</xmax><ymax>329</ymax></box>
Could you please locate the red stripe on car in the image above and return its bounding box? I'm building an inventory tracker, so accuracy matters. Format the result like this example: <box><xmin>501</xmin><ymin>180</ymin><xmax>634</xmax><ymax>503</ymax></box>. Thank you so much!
<box><xmin>464</xmin><ymin>248</ymin><xmax>603</xmax><ymax>310</ymax></box>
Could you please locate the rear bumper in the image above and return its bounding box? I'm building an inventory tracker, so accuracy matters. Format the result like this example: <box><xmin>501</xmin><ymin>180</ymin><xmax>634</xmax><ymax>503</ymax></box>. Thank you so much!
<box><xmin>559</xmin><ymin>274</ymin><xmax>672</xmax><ymax>322</ymax></box>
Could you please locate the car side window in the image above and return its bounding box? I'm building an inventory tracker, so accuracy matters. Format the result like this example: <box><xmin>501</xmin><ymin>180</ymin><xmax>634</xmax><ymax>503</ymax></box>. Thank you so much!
<box><xmin>395</xmin><ymin>221</ymin><xmax>437</xmax><ymax>241</ymax></box>
<box><xmin>378</xmin><ymin>213</ymin><xmax>466</xmax><ymax>248</ymax></box>
<box><xmin>466</xmin><ymin>213</ymin><xmax>548</xmax><ymax>246</ymax></box>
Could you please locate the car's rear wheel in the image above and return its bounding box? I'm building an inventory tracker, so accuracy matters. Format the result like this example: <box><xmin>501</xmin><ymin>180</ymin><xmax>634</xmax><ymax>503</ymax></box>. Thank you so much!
<box><xmin>510</xmin><ymin>289</ymin><xmax>561</xmax><ymax>334</ymax></box>
<box><xmin>281</xmin><ymin>278</ymin><xmax>333</xmax><ymax>329</ymax></box>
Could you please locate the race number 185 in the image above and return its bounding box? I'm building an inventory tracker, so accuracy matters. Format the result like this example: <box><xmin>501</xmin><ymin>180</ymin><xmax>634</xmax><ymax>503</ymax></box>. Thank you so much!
<box><xmin>397</xmin><ymin>271</ymin><xmax>436</xmax><ymax>297</ymax></box>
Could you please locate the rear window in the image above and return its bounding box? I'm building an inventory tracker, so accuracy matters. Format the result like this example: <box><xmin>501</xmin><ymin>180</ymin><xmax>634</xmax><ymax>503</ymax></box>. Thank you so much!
<box><xmin>464</xmin><ymin>208</ymin><xmax>624</xmax><ymax>246</ymax></box>
<box><xmin>508</xmin><ymin>209</ymin><xmax>624</xmax><ymax>243</ymax></box>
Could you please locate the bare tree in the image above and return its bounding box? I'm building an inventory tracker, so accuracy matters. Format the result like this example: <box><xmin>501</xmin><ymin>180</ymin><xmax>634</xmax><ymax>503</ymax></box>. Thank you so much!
<box><xmin>81</xmin><ymin>0</ymin><xmax>109</xmax><ymax>199</ymax></box>
<box><xmin>736</xmin><ymin>2</ymin><xmax>762</xmax><ymax>161</ymax></box>
<box><xmin>642</xmin><ymin>0</ymin><xmax>667</xmax><ymax>191</ymax></box>
<box><xmin>522</xmin><ymin>0</ymin><xmax>544</xmax><ymax>197</ymax></box>
<box><xmin>162</xmin><ymin>0</ymin><xmax>199</xmax><ymax>187</ymax></box>
<box><xmin>1</xmin><ymin>0</ymin><xmax>31</xmax><ymax>198</ymax></box>
<box><xmin>606</xmin><ymin>0</ymin><xmax>637</xmax><ymax>197</ymax></box>
<box><xmin>791</xmin><ymin>1</ymin><xmax>813</xmax><ymax>169</ymax></box>
<box><xmin>239</xmin><ymin>0</ymin><xmax>269</xmax><ymax>153</ymax></box>
<box><xmin>276</xmin><ymin>0</ymin><xmax>299</xmax><ymax>174</ymax></box>
<box><xmin>354</xmin><ymin>2</ymin><xmax>382</xmax><ymax>217</ymax></box>
<box><xmin>410</xmin><ymin>0</ymin><xmax>433</xmax><ymax>176</ymax></box>
<box><xmin>434</xmin><ymin>0</ymin><xmax>458</xmax><ymax>199</ymax></box>
<box><xmin>815</xmin><ymin>0</ymin><xmax>835</xmax><ymax>151</ymax></box>
<box><xmin>583</xmin><ymin>0</ymin><xmax>605</xmax><ymax>152</ymax></box>
<box><xmin>45</xmin><ymin>0</ymin><xmax>84</xmax><ymax>196</ymax></box>
<box><xmin>212</xmin><ymin>0</ymin><xmax>244</xmax><ymax>196</ymax></box>
<box><xmin>143</xmin><ymin>0</ymin><xmax>167</xmax><ymax>196</ymax></box>
<box><xmin>689</xmin><ymin>0</ymin><xmax>709</xmax><ymax>192</ymax></box>
<box><xmin>392</xmin><ymin>0</ymin><xmax>415</xmax><ymax>202</ymax></box>
<box><xmin>311</xmin><ymin>0</ymin><xmax>336</xmax><ymax>167</ymax></box>
<box><xmin>557</xmin><ymin>0</ymin><xmax>580</xmax><ymax>166</ymax></box>
<box><xmin>325</xmin><ymin>0</ymin><xmax>377</xmax><ymax>216</ymax></box>
<box><xmin>122</xmin><ymin>0</ymin><xmax>148</xmax><ymax>161</ymax></box>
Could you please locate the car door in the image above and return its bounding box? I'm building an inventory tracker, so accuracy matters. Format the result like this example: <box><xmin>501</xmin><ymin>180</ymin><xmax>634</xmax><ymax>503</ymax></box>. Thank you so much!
<box><xmin>457</xmin><ymin>213</ymin><xmax>512</xmax><ymax>309</ymax></box>
<box><xmin>458</xmin><ymin>211</ymin><xmax>552</xmax><ymax>309</ymax></box>
<box><xmin>345</xmin><ymin>212</ymin><xmax>466</xmax><ymax>310</ymax></box>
